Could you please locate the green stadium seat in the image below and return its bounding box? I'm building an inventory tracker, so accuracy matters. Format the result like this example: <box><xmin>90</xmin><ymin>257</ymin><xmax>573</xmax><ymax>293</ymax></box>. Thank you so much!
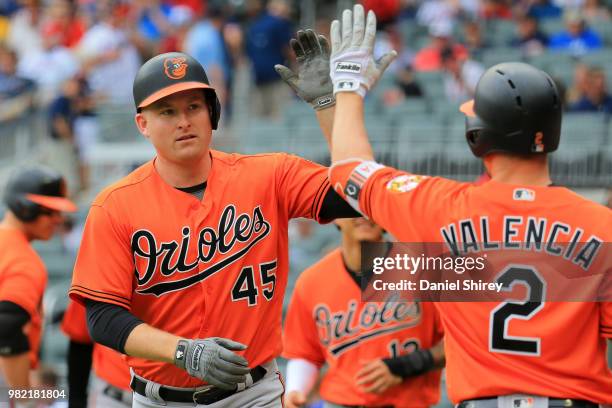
<box><xmin>482</xmin><ymin>48</ymin><xmax>525</xmax><ymax>68</ymax></box>
<box><xmin>540</xmin><ymin>19</ymin><xmax>565</xmax><ymax>37</ymax></box>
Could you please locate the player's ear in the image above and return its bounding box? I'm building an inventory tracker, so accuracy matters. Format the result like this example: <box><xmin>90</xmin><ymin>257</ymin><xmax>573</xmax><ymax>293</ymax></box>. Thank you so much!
<box><xmin>135</xmin><ymin>112</ymin><xmax>149</xmax><ymax>139</ymax></box>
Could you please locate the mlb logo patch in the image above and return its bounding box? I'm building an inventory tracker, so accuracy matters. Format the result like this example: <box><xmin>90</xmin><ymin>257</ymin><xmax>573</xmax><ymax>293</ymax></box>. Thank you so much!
<box><xmin>513</xmin><ymin>397</ymin><xmax>534</xmax><ymax>408</ymax></box>
<box><xmin>513</xmin><ymin>188</ymin><xmax>535</xmax><ymax>201</ymax></box>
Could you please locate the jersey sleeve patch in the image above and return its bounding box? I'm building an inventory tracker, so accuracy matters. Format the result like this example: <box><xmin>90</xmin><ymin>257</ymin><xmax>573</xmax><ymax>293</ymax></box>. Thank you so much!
<box><xmin>385</xmin><ymin>174</ymin><xmax>429</xmax><ymax>193</ymax></box>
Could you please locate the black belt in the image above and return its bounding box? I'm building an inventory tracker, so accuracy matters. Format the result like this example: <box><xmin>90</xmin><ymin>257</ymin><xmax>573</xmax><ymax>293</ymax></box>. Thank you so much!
<box><xmin>458</xmin><ymin>398</ymin><xmax>598</xmax><ymax>408</ymax></box>
<box><xmin>130</xmin><ymin>365</ymin><xmax>267</xmax><ymax>405</ymax></box>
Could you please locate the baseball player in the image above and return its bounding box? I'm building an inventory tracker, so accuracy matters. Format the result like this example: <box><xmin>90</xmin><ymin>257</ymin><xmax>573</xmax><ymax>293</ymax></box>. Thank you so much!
<box><xmin>68</xmin><ymin>51</ymin><xmax>361</xmax><ymax>408</ymax></box>
<box><xmin>322</xmin><ymin>5</ymin><xmax>612</xmax><ymax>406</ymax></box>
<box><xmin>0</xmin><ymin>166</ymin><xmax>76</xmax><ymax>389</ymax></box>
<box><xmin>61</xmin><ymin>299</ymin><xmax>132</xmax><ymax>407</ymax></box>
<box><xmin>283</xmin><ymin>217</ymin><xmax>444</xmax><ymax>408</ymax></box>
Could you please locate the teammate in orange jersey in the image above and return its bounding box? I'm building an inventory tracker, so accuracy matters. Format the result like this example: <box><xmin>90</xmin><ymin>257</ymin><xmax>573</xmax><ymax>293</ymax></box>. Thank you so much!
<box><xmin>283</xmin><ymin>218</ymin><xmax>444</xmax><ymax>408</ymax></box>
<box><xmin>0</xmin><ymin>166</ymin><xmax>76</xmax><ymax>388</ymax></box>
<box><xmin>68</xmin><ymin>50</ymin><xmax>362</xmax><ymax>408</ymax></box>
<box><xmin>61</xmin><ymin>300</ymin><xmax>132</xmax><ymax>407</ymax></box>
<box><xmin>321</xmin><ymin>5</ymin><xmax>612</xmax><ymax>406</ymax></box>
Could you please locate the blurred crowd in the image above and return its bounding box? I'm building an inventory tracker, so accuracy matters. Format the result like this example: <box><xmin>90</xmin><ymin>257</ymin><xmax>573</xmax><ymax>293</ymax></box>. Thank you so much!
<box><xmin>0</xmin><ymin>0</ymin><xmax>612</xmax><ymax>192</ymax></box>
<box><xmin>365</xmin><ymin>0</ymin><xmax>612</xmax><ymax>113</ymax></box>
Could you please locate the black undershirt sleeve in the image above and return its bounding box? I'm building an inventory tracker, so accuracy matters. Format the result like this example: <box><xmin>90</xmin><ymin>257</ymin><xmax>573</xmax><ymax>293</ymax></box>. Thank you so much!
<box><xmin>318</xmin><ymin>188</ymin><xmax>361</xmax><ymax>221</ymax></box>
<box><xmin>67</xmin><ymin>340</ymin><xmax>93</xmax><ymax>408</ymax></box>
<box><xmin>85</xmin><ymin>300</ymin><xmax>143</xmax><ymax>354</ymax></box>
<box><xmin>0</xmin><ymin>301</ymin><xmax>30</xmax><ymax>355</ymax></box>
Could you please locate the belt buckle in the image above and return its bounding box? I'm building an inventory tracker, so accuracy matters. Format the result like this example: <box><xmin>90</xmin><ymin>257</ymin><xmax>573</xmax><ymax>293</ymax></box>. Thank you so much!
<box><xmin>192</xmin><ymin>385</ymin><xmax>215</xmax><ymax>404</ymax></box>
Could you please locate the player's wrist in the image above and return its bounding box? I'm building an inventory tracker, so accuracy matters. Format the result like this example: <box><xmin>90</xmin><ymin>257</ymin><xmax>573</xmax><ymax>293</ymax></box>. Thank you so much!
<box><xmin>311</xmin><ymin>94</ymin><xmax>336</xmax><ymax>110</ymax></box>
<box><xmin>173</xmin><ymin>339</ymin><xmax>190</xmax><ymax>370</ymax></box>
<box><xmin>382</xmin><ymin>349</ymin><xmax>434</xmax><ymax>379</ymax></box>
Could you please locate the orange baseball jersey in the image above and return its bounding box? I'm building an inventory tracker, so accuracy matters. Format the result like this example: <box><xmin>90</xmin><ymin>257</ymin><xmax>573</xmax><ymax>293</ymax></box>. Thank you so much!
<box><xmin>0</xmin><ymin>226</ymin><xmax>47</xmax><ymax>369</ymax></box>
<box><xmin>329</xmin><ymin>161</ymin><xmax>612</xmax><ymax>403</ymax></box>
<box><xmin>283</xmin><ymin>248</ymin><xmax>443</xmax><ymax>407</ymax></box>
<box><xmin>61</xmin><ymin>300</ymin><xmax>131</xmax><ymax>390</ymax></box>
<box><xmin>69</xmin><ymin>150</ymin><xmax>331</xmax><ymax>388</ymax></box>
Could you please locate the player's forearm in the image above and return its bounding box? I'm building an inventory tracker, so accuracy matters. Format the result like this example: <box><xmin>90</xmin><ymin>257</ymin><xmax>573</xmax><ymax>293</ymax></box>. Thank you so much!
<box><xmin>0</xmin><ymin>353</ymin><xmax>30</xmax><ymax>387</ymax></box>
<box><xmin>285</xmin><ymin>358</ymin><xmax>320</xmax><ymax>395</ymax></box>
<box><xmin>315</xmin><ymin>106</ymin><xmax>335</xmax><ymax>148</ymax></box>
<box><xmin>124</xmin><ymin>323</ymin><xmax>181</xmax><ymax>364</ymax></box>
<box><xmin>331</xmin><ymin>93</ymin><xmax>374</xmax><ymax>163</ymax></box>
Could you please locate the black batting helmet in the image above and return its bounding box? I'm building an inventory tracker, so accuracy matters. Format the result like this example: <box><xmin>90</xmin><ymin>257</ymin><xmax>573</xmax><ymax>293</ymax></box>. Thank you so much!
<box><xmin>3</xmin><ymin>166</ymin><xmax>77</xmax><ymax>222</ymax></box>
<box><xmin>460</xmin><ymin>62</ymin><xmax>562</xmax><ymax>157</ymax></box>
<box><xmin>133</xmin><ymin>52</ymin><xmax>221</xmax><ymax>130</ymax></box>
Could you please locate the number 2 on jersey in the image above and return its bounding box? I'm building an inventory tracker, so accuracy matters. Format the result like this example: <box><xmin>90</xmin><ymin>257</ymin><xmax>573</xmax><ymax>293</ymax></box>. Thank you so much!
<box><xmin>489</xmin><ymin>265</ymin><xmax>546</xmax><ymax>356</ymax></box>
<box><xmin>231</xmin><ymin>260</ymin><xmax>277</xmax><ymax>306</ymax></box>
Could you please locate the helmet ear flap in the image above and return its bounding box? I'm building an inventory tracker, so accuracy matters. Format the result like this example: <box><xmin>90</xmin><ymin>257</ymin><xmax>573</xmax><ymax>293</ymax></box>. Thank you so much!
<box><xmin>465</xmin><ymin>115</ymin><xmax>486</xmax><ymax>155</ymax></box>
<box><xmin>204</xmin><ymin>90</ymin><xmax>221</xmax><ymax>130</ymax></box>
<box><xmin>7</xmin><ymin>195</ymin><xmax>40</xmax><ymax>222</ymax></box>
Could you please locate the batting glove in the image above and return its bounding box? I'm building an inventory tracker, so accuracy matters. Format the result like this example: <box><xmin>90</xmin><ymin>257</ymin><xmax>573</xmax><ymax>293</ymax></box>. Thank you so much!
<box><xmin>329</xmin><ymin>4</ymin><xmax>397</xmax><ymax>98</ymax></box>
<box><xmin>174</xmin><ymin>337</ymin><xmax>251</xmax><ymax>390</ymax></box>
<box><xmin>275</xmin><ymin>29</ymin><xmax>335</xmax><ymax>110</ymax></box>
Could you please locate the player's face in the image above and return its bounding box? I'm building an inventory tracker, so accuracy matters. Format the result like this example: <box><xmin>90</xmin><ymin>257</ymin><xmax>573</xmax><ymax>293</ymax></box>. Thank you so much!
<box><xmin>337</xmin><ymin>217</ymin><xmax>384</xmax><ymax>242</ymax></box>
<box><xmin>24</xmin><ymin>210</ymin><xmax>64</xmax><ymax>241</ymax></box>
<box><xmin>135</xmin><ymin>89</ymin><xmax>212</xmax><ymax>165</ymax></box>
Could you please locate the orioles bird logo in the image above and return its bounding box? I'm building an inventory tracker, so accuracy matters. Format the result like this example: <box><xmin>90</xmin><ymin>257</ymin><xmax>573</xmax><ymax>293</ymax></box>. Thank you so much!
<box><xmin>164</xmin><ymin>57</ymin><xmax>188</xmax><ymax>79</ymax></box>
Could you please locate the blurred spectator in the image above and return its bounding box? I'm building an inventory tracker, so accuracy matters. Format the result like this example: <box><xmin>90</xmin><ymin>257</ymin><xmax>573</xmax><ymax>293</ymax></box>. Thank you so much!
<box><xmin>245</xmin><ymin>0</ymin><xmax>293</xmax><ymax>119</ymax></box>
<box><xmin>416</xmin><ymin>0</ymin><xmax>459</xmax><ymax>33</ymax></box>
<box><xmin>510</xmin><ymin>15</ymin><xmax>548</xmax><ymax>56</ymax></box>
<box><xmin>17</xmin><ymin>21</ymin><xmax>79</xmax><ymax>105</ymax></box>
<box><xmin>184</xmin><ymin>3</ymin><xmax>231</xmax><ymax>113</ymax></box>
<box><xmin>527</xmin><ymin>0</ymin><xmax>563</xmax><ymax>19</ymax></box>
<box><xmin>565</xmin><ymin>62</ymin><xmax>589</xmax><ymax>105</ymax></box>
<box><xmin>0</xmin><ymin>14</ymin><xmax>9</xmax><ymax>42</ymax></box>
<box><xmin>45</xmin><ymin>0</ymin><xmax>86</xmax><ymax>48</ymax></box>
<box><xmin>462</xmin><ymin>21</ymin><xmax>489</xmax><ymax>60</ymax></box>
<box><xmin>582</xmin><ymin>0</ymin><xmax>611</xmax><ymax>22</ymax></box>
<box><xmin>0</xmin><ymin>0</ymin><xmax>19</xmax><ymax>16</ymax></box>
<box><xmin>548</xmin><ymin>11</ymin><xmax>603</xmax><ymax>55</ymax></box>
<box><xmin>0</xmin><ymin>44</ymin><xmax>35</xmax><ymax>121</ymax></box>
<box><xmin>605</xmin><ymin>188</ymin><xmax>612</xmax><ymax>209</ymax></box>
<box><xmin>128</xmin><ymin>0</ymin><xmax>173</xmax><ymax>58</ymax></box>
<box><xmin>382</xmin><ymin>63</ymin><xmax>424</xmax><ymax>106</ymax></box>
<box><xmin>49</xmin><ymin>75</ymin><xmax>98</xmax><ymax>192</ymax></box>
<box><xmin>361</xmin><ymin>0</ymin><xmax>402</xmax><ymax>27</ymax></box>
<box><xmin>481</xmin><ymin>0</ymin><xmax>513</xmax><ymax>19</ymax></box>
<box><xmin>0</xmin><ymin>44</ymin><xmax>34</xmax><ymax>99</ymax></box>
<box><xmin>441</xmin><ymin>46</ymin><xmax>485</xmax><ymax>103</ymax></box>
<box><xmin>6</xmin><ymin>0</ymin><xmax>43</xmax><ymax>59</ymax></box>
<box><xmin>169</xmin><ymin>0</ymin><xmax>203</xmax><ymax>17</ymax></box>
<box><xmin>158</xmin><ymin>4</ymin><xmax>194</xmax><ymax>52</ymax></box>
<box><xmin>395</xmin><ymin>64</ymin><xmax>423</xmax><ymax>98</ymax></box>
<box><xmin>568</xmin><ymin>66</ymin><xmax>612</xmax><ymax>113</ymax></box>
<box><xmin>413</xmin><ymin>23</ymin><xmax>468</xmax><ymax>72</ymax></box>
<box><xmin>76</xmin><ymin>1</ymin><xmax>141</xmax><ymax>105</ymax></box>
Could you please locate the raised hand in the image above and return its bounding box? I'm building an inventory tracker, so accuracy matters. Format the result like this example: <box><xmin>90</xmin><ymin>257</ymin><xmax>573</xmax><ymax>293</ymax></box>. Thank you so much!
<box><xmin>275</xmin><ymin>29</ymin><xmax>335</xmax><ymax>110</ymax></box>
<box><xmin>329</xmin><ymin>4</ymin><xmax>397</xmax><ymax>97</ymax></box>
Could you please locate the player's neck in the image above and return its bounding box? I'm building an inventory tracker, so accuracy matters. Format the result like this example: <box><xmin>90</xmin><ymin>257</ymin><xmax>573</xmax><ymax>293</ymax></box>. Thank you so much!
<box><xmin>487</xmin><ymin>154</ymin><xmax>552</xmax><ymax>186</ymax></box>
<box><xmin>0</xmin><ymin>214</ymin><xmax>30</xmax><ymax>241</ymax></box>
<box><xmin>155</xmin><ymin>152</ymin><xmax>212</xmax><ymax>188</ymax></box>
<box><xmin>341</xmin><ymin>238</ymin><xmax>362</xmax><ymax>274</ymax></box>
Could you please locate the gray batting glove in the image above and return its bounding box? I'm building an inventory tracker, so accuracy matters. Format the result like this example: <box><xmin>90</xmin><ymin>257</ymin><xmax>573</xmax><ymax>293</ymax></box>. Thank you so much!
<box><xmin>174</xmin><ymin>337</ymin><xmax>251</xmax><ymax>390</ymax></box>
<box><xmin>275</xmin><ymin>29</ymin><xmax>335</xmax><ymax>110</ymax></box>
<box><xmin>330</xmin><ymin>4</ymin><xmax>397</xmax><ymax>97</ymax></box>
